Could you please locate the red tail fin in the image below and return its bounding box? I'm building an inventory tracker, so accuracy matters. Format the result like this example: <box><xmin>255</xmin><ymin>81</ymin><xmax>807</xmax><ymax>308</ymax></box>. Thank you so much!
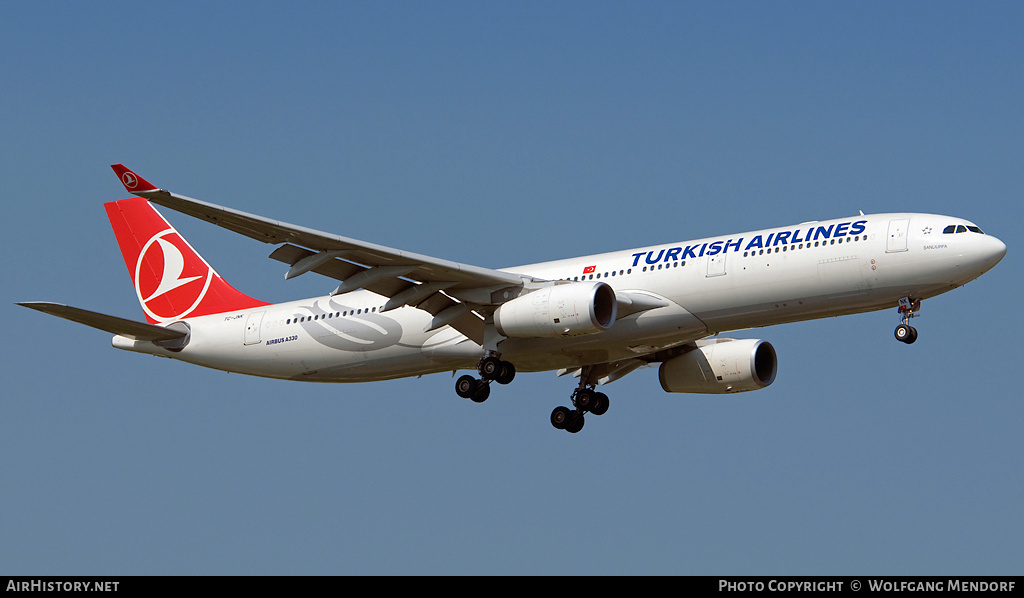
<box><xmin>104</xmin><ymin>197</ymin><xmax>269</xmax><ymax>323</ymax></box>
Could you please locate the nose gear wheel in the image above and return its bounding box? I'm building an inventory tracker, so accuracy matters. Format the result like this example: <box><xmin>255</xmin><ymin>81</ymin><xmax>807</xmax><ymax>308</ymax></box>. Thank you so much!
<box><xmin>894</xmin><ymin>297</ymin><xmax>921</xmax><ymax>344</ymax></box>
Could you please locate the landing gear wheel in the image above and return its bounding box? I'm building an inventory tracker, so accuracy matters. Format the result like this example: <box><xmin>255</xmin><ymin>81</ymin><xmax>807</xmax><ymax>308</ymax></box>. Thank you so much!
<box><xmin>575</xmin><ymin>388</ymin><xmax>597</xmax><ymax>412</ymax></box>
<box><xmin>555</xmin><ymin>366</ymin><xmax>609</xmax><ymax>433</ymax></box>
<box><xmin>455</xmin><ymin>375</ymin><xmax>478</xmax><ymax>399</ymax></box>
<box><xmin>494</xmin><ymin>361</ymin><xmax>516</xmax><ymax>385</ymax></box>
<box><xmin>565</xmin><ymin>411</ymin><xmax>585</xmax><ymax>434</ymax></box>
<box><xmin>469</xmin><ymin>380</ymin><xmax>490</xmax><ymax>403</ymax></box>
<box><xmin>478</xmin><ymin>356</ymin><xmax>502</xmax><ymax>380</ymax></box>
<box><xmin>895</xmin><ymin>324</ymin><xmax>918</xmax><ymax>344</ymax></box>
<box><xmin>550</xmin><ymin>406</ymin><xmax>572</xmax><ymax>430</ymax></box>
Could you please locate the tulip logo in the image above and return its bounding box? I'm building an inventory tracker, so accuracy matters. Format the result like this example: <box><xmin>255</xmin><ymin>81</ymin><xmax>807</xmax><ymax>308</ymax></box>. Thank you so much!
<box><xmin>135</xmin><ymin>229</ymin><xmax>212</xmax><ymax>322</ymax></box>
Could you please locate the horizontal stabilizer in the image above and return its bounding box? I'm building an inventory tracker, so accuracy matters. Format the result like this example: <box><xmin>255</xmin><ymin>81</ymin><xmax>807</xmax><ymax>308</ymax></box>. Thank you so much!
<box><xmin>17</xmin><ymin>302</ymin><xmax>188</xmax><ymax>342</ymax></box>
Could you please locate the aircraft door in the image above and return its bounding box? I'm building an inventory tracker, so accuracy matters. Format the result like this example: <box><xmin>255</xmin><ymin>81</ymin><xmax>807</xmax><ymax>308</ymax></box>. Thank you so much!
<box><xmin>706</xmin><ymin>254</ymin><xmax>726</xmax><ymax>277</ymax></box>
<box><xmin>244</xmin><ymin>311</ymin><xmax>265</xmax><ymax>345</ymax></box>
<box><xmin>886</xmin><ymin>219</ymin><xmax>910</xmax><ymax>253</ymax></box>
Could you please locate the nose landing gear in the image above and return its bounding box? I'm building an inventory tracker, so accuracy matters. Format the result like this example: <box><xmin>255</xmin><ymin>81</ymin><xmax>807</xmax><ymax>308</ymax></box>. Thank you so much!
<box><xmin>894</xmin><ymin>297</ymin><xmax>921</xmax><ymax>344</ymax></box>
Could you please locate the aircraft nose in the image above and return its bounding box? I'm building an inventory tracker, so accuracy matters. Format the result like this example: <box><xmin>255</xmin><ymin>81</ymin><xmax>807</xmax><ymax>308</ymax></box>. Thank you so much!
<box><xmin>978</xmin><ymin>234</ymin><xmax>1007</xmax><ymax>272</ymax></box>
<box><xmin>952</xmin><ymin>232</ymin><xmax>1006</xmax><ymax>283</ymax></box>
<box><xmin>987</xmin><ymin>235</ymin><xmax>1007</xmax><ymax>264</ymax></box>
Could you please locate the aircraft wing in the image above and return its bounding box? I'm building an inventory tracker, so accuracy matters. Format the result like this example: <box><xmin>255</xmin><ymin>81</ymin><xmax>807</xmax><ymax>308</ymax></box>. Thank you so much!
<box><xmin>18</xmin><ymin>302</ymin><xmax>188</xmax><ymax>342</ymax></box>
<box><xmin>111</xmin><ymin>165</ymin><xmax>528</xmax><ymax>342</ymax></box>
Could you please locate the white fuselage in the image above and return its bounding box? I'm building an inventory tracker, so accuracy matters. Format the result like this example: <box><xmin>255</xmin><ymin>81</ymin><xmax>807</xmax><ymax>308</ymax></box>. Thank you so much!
<box><xmin>113</xmin><ymin>213</ymin><xmax>1006</xmax><ymax>382</ymax></box>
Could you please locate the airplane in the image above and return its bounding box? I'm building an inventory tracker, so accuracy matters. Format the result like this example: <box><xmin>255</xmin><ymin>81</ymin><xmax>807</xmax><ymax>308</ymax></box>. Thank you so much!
<box><xmin>19</xmin><ymin>165</ymin><xmax>1007</xmax><ymax>433</ymax></box>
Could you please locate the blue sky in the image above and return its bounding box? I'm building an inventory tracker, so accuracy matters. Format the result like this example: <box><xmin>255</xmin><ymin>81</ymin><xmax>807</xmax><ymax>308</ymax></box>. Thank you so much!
<box><xmin>2</xmin><ymin>2</ymin><xmax>1021</xmax><ymax>574</ymax></box>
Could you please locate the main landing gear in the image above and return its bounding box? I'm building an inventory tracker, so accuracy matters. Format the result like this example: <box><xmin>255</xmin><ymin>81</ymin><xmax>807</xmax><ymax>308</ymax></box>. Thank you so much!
<box><xmin>455</xmin><ymin>354</ymin><xmax>516</xmax><ymax>403</ymax></box>
<box><xmin>894</xmin><ymin>297</ymin><xmax>921</xmax><ymax>344</ymax></box>
<box><xmin>550</xmin><ymin>379</ymin><xmax>610</xmax><ymax>434</ymax></box>
<box><xmin>454</xmin><ymin>357</ymin><xmax>610</xmax><ymax>435</ymax></box>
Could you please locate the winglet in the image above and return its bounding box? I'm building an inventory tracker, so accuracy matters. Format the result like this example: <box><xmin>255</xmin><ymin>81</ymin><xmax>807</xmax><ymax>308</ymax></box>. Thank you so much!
<box><xmin>110</xmin><ymin>164</ymin><xmax>158</xmax><ymax>194</ymax></box>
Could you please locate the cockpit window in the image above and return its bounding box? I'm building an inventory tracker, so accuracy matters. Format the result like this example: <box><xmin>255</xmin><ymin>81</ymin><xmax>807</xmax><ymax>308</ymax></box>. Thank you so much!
<box><xmin>943</xmin><ymin>224</ymin><xmax>986</xmax><ymax>235</ymax></box>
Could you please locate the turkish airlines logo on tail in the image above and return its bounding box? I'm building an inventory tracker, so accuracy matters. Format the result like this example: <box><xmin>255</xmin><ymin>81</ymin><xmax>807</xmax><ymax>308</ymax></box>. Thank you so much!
<box><xmin>135</xmin><ymin>228</ymin><xmax>213</xmax><ymax>322</ymax></box>
<box><xmin>121</xmin><ymin>171</ymin><xmax>139</xmax><ymax>189</ymax></box>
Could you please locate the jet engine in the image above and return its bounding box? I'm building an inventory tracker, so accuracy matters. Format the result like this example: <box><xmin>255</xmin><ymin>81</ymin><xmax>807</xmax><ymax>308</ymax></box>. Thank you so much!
<box><xmin>494</xmin><ymin>282</ymin><xmax>617</xmax><ymax>338</ymax></box>
<box><xmin>659</xmin><ymin>338</ymin><xmax>777</xmax><ymax>394</ymax></box>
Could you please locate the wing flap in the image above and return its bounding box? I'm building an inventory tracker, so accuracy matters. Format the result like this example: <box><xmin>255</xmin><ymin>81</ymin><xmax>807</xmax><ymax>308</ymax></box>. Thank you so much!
<box><xmin>269</xmin><ymin>243</ymin><xmax>455</xmax><ymax>305</ymax></box>
<box><xmin>269</xmin><ymin>244</ymin><xmax>365</xmax><ymax>282</ymax></box>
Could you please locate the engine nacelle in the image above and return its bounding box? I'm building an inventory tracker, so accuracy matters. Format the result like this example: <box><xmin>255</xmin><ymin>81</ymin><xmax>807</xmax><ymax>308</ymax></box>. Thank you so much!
<box><xmin>495</xmin><ymin>282</ymin><xmax>617</xmax><ymax>338</ymax></box>
<box><xmin>659</xmin><ymin>338</ymin><xmax>777</xmax><ymax>394</ymax></box>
